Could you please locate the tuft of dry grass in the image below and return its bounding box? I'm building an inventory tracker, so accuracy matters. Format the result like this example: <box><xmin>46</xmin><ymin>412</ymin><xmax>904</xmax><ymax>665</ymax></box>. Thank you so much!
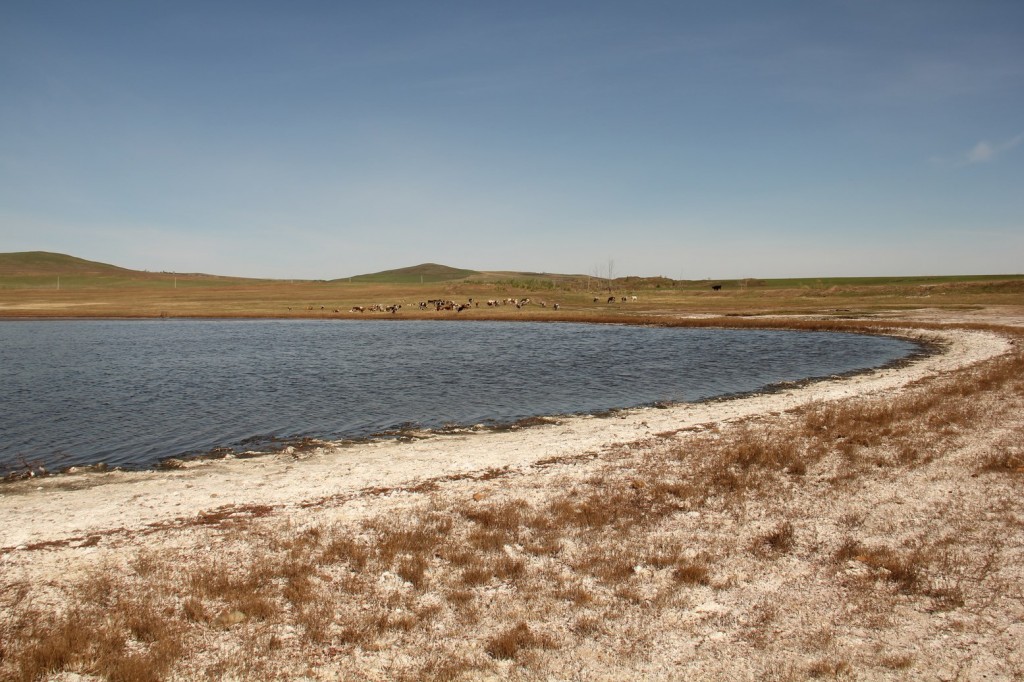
<box><xmin>750</xmin><ymin>521</ymin><xmax>796</xmax><ymax>558</ymax></box>
<box><xmin>484</xmin><ymin>622</ymin><xmax>555</xmax><ymax>660</ymax></box>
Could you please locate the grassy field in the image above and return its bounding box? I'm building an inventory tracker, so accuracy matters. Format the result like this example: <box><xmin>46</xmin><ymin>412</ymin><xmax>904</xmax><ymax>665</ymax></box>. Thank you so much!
<box><xmin>2</xmin><ymin>251</ymin><xmax>1023</xmax><ymax>319</ymax></box>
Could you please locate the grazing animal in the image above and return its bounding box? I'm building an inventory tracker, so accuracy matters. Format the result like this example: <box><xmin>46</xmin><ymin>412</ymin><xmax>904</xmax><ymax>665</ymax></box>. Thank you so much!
<box><xmin>631</xmin><ymin>296</ymin><xmax>637</xmax><ymax>301</ymax></box>
<box><xmin>711</xmin><ymin>285</ymin><xmax>722</xmax><ymax>291</ymax></box>
<box><xmin>593</xmin><ymin>297</ymin><xmax>599</xmax><ymax>303</ymax></box>
<box><xmin>607</xmin><ymin>296</ymin><xmax>615</xmax><ymax>303</ymax></box>
<box><xmin>553</xmin><ymin>303</ymin><xmax>559</xmax><ymax>310</ymax></box>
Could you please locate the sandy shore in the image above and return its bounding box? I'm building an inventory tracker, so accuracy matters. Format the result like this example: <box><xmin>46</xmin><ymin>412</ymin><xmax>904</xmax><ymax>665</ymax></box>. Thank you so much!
<box><xmin>2</xmin><ymin>317</ymin><xmax>1022</xmax><ymax>681</ymax></box>
<box><xmin>0</xmin><ymin>327</ymin><xmax>1007</xmax><ymax>551</ymax></box>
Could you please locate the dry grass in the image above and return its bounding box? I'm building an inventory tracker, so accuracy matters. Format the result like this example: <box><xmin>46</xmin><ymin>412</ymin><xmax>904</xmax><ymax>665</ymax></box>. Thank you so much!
<box><xmin>3</xmin><ymin>264</ymin><xmax>1023</xmax><ymax>320</ymax></box>
<box><xmin>2</xmin><ymin>323</ymin><xmax>1023</xmax><ymax>679</ymax></box>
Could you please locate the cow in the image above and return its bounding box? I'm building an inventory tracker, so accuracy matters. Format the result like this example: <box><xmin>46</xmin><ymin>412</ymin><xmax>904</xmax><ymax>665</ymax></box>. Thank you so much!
<box><xmin>607</xmin><ymin>296</ymin><xmax>616</xmax><ymax>303</ymax></box>
<box><xmin>711</xmin><ymin>285</ymin><xmax>722</xmax><ymax>291</ymax></box>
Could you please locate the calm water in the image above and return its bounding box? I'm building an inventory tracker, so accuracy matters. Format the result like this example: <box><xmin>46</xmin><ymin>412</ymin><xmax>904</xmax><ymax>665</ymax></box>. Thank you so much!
<box><xmin>0</xmin><ymin>320</ymin><xmax>922</xmax><ymax>473</ymax></box>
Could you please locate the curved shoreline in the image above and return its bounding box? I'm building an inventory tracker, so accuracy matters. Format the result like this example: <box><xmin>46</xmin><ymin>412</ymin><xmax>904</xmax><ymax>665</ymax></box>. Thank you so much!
<box><xmin>0</xmin><ymin>320</ymin><xmax>934</xmax><ymax>477</ymax></box>
<box><xmin>0</xmin><ymin>325</ymin><xmax>1010</xmax><ymax>551</ymax></box>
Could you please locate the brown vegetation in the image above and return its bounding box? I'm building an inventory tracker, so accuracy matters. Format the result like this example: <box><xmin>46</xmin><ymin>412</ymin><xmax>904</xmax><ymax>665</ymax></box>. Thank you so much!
<box><xmin>2</xmin><ymin>320</ymin><xmax>1023</xmax><ymax>679</ymax></box>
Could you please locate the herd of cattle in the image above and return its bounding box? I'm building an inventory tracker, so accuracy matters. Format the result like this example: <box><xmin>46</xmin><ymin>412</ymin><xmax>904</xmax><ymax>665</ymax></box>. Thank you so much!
<box><xmin>290</xmin><ymin>284</ymin><xmax>727</xmax><ymax>315</ymax></box>
<box><xmin>294</xmin><ymin>286</ymin><xmax>723</xmax><ymax>315</ymax></box>
<box><xmin>348</xmin><ymin>297</ymin><xmax>561</xmax><ymax>313</ymax></box>
<box><xmin>299</xmin><ymin>295</ymin><xmax>648</xmax><ymax>314</ymax></box>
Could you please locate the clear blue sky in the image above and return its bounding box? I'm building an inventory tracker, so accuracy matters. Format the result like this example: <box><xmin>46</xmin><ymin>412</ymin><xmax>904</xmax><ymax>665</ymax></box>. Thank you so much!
<box><xmin>2</xmin><ymin>1</ymin><xmax>1022</xmax><ymax>279</ymax></box>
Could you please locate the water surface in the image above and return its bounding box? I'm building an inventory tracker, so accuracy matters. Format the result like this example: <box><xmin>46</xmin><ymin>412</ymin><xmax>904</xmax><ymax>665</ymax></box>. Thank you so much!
<box><xmin>0</xmin><ymin>320</ymin><xmax>922</xmax><ymax>473</ymax></box>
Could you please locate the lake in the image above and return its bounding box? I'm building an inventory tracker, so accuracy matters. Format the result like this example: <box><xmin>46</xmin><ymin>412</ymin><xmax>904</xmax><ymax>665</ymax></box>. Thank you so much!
<box><xmin>0</xmin><ymin>320</ymin><xmax>923</xmax><ymax>474</ymax></box>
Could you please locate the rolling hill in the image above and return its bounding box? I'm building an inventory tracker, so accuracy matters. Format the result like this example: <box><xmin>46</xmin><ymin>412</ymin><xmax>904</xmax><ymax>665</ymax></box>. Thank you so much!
<box><xmin>0</xmin><ymin>251</ymin><xmax>140</xmax><ymax>277</ymax></box>
<box><xmin>343</xmin><ymin>263</ymin><xmax>479</xmax><ymax>284</ymax></box>
<box><xmin>0</xmin><ymin>251</ymin><xmax>259</xmax><ymax>289</ymax></box>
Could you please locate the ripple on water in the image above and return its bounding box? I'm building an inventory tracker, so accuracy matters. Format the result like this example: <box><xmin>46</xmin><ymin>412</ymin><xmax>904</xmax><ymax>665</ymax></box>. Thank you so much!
<box><xmin>0</xmin><ymin>320</ymin><xmax>922</xmax><ymax>472</ymax></box>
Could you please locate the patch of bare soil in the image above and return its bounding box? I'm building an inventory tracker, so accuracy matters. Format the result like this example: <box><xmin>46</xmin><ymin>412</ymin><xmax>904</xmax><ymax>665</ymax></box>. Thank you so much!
<box><xmin>1</xmin><ymin>316</ymin><xmax>1022</xmax><ymax>681</ymax></box>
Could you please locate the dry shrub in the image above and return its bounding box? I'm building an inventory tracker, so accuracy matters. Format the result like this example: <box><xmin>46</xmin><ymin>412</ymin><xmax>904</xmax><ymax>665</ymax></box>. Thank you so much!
<box><xmin>545</xmin><ymin>485</ymin><xmax>657</xmax><ymax>532</ymax></box>
<box><xmin>396</xmin><ymin>554</ymin><xmax>430</xmax><ymax>589</ymax></box>
<box><xmin>454</xmin><ymin>552</ymin><xmax>525</xmax><ymax>586</ymax></box>
<box><xmin>281</xmin><ymin>560</ymin><xmax>319</xmax><ymax>608</ymax></box>
<box><xmin>834</xmin><ymin>539</ymin><xmax>920</xmax><ymax>593</ymax></box>
<box><xmin>468</xmin><ymin>526</ymin><xmax>511</xmax><ymax>552</ymax></box>
<box><xmin>571</xmin><ymin>614</ymin><xmax>603</xmax><ymax>636</ymax></box>
<box><xmin>79</xmin><ymin>569</ymin><xmax>118</xmax><ymax>608</ymax></box>
<box><xmin>462</xmin><ymin>499</ymin><xmax>527</xmax><ymax>531</ymax></box>
<box><xmin>522</xmin><ymin>532</ymin><xmax>563</xmax><ymax>556</ymax></box>
<box><xmin>11</xmin><ymin>611</ymin><xmax>94</xmax><ymax>682</ymax></box>
<box><xmin>750</xmin><ymin>521</ymin><xmax>796</xmax><ymax>558</ymax></box>
<box><xmin>447</xmin><ymin>588</ymin><xmax>475</xmax><ymax>607</ymax></box>
<box><xmin>484</xmin><ymin>622</ymin><xmax>554</xmax><ymax>660</ymax></box>
<box><xmin>978</xmin><ymin>444</ymin><xmax>1024</xmax><ymax>474</ymax></box>
<box><xmin>880</xmin><ymin>652</ymin><xmax>914</xmax><ymax>669</ymax></box>
<box><xmin>335</xmin><ymin>606</ymin><xmax>389</xmax><ymax>647</ymax></box>
<box><xmin>555</xmin><ymin>582</ymin><xmax>594</xmax><ymax>604</ymax></box>
<box><xmin>460</xmin><ymin>558</ymin><xmax>493</xmax><ymax>587</ymax></box>
<box><xmin>124</xmin><ymin>596</ymin><xmax>172</xmax><ymax>643</ymax></box>
<box><xmin>726</xmin><ymin>426</ymin><xmax>804</xmax><ymax>473</ymax></box>
<box><xmin>644</xmin><ymin>542</ymin><xmax>712</xmax><ymax>585</ymax></box>
<box><xmin>11</xmin><ymin>602</ymin><xmax>183</xmax><ymax>682</ymax></box>
<box><xmin>182</xmin><ymin>597</ymin><xmax>208</xmax><ymax>623</ymax></box>
<box><xmin>407</xmin><ymin>652</ymin><xmax>479</xmax><ymax>681</ymax></box>
<box><xmin>491</xmin><ymin>554</ymin><xmax>527</xmax><ymax>582</ymax></box>
<box><xmin>806</xmin><ymin>656</ymin><xmax>851</xmax><ymax>678</ymax></box>
<box><xmin>574</xmin><ymin>545</ymin><xmax>637</xmax><ymax>585</ymax></box>
<box><xmin>672</xmin><ymin>559</ymin><xmax>712</xmax><ymax>586</ymax></box>
<box><xmin>320</xmin><ymin>531</ymin><xmax>371</xmax><ymax>570</ymax></box>
<box><xmin>370</xmin><ymin>510</ymin><xmax>453</xmax><ymax>564</ymax></box>
<box><xmin>298</xmin><ymin>599</ymin><xmax>340</xmax><ymax>644</ymax></box>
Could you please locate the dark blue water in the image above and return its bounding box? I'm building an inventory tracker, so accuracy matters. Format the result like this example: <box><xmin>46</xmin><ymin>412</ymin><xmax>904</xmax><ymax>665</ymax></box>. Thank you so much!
<box><xmin>0</xmin><ymin>320</ymin><xmax>922</xmax><ymax>473</ymax></box>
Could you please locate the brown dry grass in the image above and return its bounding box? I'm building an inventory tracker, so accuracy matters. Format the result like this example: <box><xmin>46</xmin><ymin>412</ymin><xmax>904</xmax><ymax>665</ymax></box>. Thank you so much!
<box><xmin>3</xmin><ymin>267</ymin><xmax>1023</xmax><ymax>320</ymax></box>
<box><xmin>2</xmin><ymin>321</ymin><xmax>1023</xmax><ymax>679</ymax></box>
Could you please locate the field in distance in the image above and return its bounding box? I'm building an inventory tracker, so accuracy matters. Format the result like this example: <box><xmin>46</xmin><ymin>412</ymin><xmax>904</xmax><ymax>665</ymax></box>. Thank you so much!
<box><xmin>1</xmin><ymin>251</ymin><xmax>1022</xmax><ymax>319</ymax></box>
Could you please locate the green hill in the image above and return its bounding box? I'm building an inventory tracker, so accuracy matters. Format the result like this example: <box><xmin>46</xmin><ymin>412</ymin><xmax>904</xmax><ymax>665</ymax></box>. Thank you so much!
<box><xmin>345</xmin><ymin>263</ymin><xmax>478</xmax><ymax>283</ymax></box>
<box><xmin>0</xmin><ymin>251</ymin><xmax>138</xmax><ymax>277</ymax></box>
<box><xmin>0</xmin><ymin>251</ymin><xmax>261</xmax><ymax>290</ymax></box>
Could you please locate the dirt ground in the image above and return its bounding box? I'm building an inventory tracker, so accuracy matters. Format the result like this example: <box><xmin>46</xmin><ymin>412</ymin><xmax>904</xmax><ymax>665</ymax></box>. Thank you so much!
<box><xmin>1</xmin><ymin>308</ymin><xmax>1022</xmax><ymax>681</ymax></box>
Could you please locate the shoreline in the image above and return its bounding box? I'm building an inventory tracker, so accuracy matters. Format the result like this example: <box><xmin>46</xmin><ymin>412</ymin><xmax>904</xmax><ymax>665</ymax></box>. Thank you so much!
<box><xmin>0</xmin><ymin>325</ymin><xmax>1008</xmax><ymax>551</ymax></box>
<box><xmin>0</xmin><ymin>318</ymin><xmax>938</xmax><ymax>480</ymax></box>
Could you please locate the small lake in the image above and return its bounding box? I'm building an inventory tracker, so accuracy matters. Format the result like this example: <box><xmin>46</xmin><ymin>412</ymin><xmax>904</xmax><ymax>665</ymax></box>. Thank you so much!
<box><xmin>0</xmin><ymin>320</ymin><xmax>923</xmax><ymax>474</ymax></box>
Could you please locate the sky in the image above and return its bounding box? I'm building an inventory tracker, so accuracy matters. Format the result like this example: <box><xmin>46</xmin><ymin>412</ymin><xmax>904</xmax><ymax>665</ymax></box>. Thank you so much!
<box><xmin>2</xmin><ymin>1</ymin><xmax>1022</xmax><ymax>280</ymax></box>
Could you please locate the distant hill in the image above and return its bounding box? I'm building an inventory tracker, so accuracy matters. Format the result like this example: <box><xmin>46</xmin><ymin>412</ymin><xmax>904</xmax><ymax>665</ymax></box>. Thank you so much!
<box><xmin>345</xmin><ymin>263</ymin><xmax>479</xmax><ymax>283</ymax></box>
<box><xmin>0</xmin><ymin>251</ymin><xmax>139</xmax><ymax>277</ymax></box>
<box><xmin>0</xmin><ymin>251</ymin><xmax>258</xmax><ymax>288</ymax></box>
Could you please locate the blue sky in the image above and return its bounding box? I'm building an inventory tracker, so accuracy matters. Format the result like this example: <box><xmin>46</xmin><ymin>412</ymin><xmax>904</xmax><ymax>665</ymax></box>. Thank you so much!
<box><xmin>2</xmin><ymin>1</ymin><xmax>1022</xmax><ymax>279</ymax></box>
